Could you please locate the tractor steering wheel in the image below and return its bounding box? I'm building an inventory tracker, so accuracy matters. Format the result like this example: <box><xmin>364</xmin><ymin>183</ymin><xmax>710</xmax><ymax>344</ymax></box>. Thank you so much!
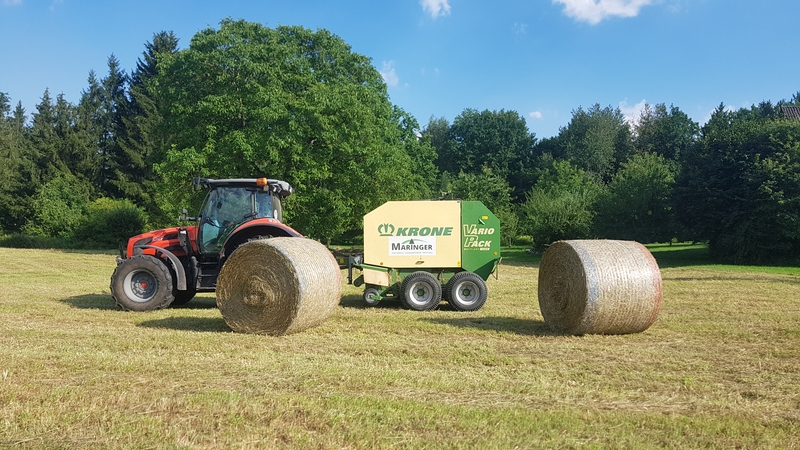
<box><xmin>203</xmin><ymin>216</ymin><xmax>222</xmax><ymax>227</ymax></box>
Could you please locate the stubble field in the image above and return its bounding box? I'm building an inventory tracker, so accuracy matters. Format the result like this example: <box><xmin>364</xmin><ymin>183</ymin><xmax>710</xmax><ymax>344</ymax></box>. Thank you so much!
<box><xmin>1</xmin><ymin>245</ymin><xmax>799</xmax><ymax>449</ymax></box>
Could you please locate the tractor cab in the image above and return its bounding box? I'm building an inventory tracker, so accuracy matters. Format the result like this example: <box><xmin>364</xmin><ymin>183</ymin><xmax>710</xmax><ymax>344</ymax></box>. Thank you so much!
<box><xmin>189</xmin><ymin>177</ymin><xmax>296</xmax><ymax>255</ymax></box>
<box><xmin>196</xmin><ymin>179</ymin><xmax>286</xmax><ymax>254</ymax></box>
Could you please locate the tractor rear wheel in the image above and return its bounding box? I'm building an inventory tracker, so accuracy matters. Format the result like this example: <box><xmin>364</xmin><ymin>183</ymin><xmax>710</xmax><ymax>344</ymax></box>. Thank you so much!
<box><xmin>110</xmin><ymin>255</ymin><xmax>175</xmax><ymax>311</ymax></box>
<box><xmin>445</xmin><ymin>271</ymin><xmax>488</xmax><ymax>311</ymax></box>
<box><xmin>400</xmin><ymin>271</ymin><xmax>441</xmax><ymax>311</ymax></box>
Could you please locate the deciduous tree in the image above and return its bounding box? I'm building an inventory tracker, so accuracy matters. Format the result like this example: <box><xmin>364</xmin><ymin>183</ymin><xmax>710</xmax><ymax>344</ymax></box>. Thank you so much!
<box><xmin>151</xmin><ymin>20</ymin><xmax>428</xmax><ymax>240</ymax></box>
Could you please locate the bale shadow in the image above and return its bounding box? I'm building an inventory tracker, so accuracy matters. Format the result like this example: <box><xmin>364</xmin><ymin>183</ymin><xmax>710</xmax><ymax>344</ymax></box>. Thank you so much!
<box><xmin>138</xmin><ymin>316</ymin><xmax>231</xmax><ymax>333</ymax></box>
<box><xmin>61</xmin><ymin>294</ymin><xmax>118</xmax><ymax>310</ymax></box>
<box><xmin>422</xmin><ymin>316</ymin><xmax>562</xmax><ymax>336</ymax></box>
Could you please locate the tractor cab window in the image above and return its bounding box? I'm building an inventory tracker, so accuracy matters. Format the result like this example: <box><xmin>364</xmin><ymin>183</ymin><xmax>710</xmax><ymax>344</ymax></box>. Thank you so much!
<box><xmin>198</xmin><ymin>186</ymin><xmax>284</xmax><ymax>254</ymax></box>
<box><xmin>258</xmin><ymin>192</ymin><xmax>283</xmax><ymax>222</ymax></box>
<box><xmin>198</xmin><ymin>188</ymin><xmax>253</xmax><ymax>254</ymax></box>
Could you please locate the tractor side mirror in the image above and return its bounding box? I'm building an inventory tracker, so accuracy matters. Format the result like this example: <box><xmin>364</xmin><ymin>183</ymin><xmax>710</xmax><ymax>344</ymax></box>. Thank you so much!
<box><xmin>179</xmin><ymin>208</ymin><xmax>198</xmax><ymax>222</ymax></box>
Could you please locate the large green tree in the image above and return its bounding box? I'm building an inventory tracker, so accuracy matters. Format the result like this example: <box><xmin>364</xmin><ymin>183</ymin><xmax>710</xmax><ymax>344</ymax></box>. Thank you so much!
<box><xmin>545</xmin><ymin>104</ymin><xmax>633</xmax><ymax>181</ymax></box>
<box><xmin>152</xmin><ymin>19</ymin><xmax>429</xmax><ymax>240</ymax></box>
<box><xmin>96</xmin><ymin>55</ymin><xmax>130</xmax><ymax>197</ymax></box>
<box><xmin>633</xmin><ymin>103</ymin><xmax>698</xmax><ymax>161</ymax></box>
<box><xmin>594</xmin><ymin>152</ymin><xmax>679</xmax><ymax>243</ymax></box>
<box><xmin>677</xmin><ymin>107</ymin><xmax>800</xmax><ymax>264</ymax></box>
<box><xmin>520</xmin><ymin>158</ymin><xmax>602</xmax><ymax>250</ymax></box>
<box><xmin>430</xmin><ymin>109</ymin><xmax>536</xmax><ymax>199</ymax></box>
<box><xmin>0</xmin><ymin>93</ymin><xmax>34</xmax><ymax>232</ymax></box>
<box><xmin>115</xmin><ymin>31</ymin><xmax>180</xmax><ymax>223</ymax></box>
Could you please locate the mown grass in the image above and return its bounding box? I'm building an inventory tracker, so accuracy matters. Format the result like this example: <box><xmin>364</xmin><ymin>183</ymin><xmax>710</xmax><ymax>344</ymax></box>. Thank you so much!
<box><xmin>1</xmin><ymin>245</ymin><xmax>799</xmax><ymax>449</ymax></box>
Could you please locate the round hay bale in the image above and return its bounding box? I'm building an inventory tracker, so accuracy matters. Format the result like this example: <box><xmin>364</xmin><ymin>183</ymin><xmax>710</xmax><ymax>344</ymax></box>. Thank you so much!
<box><xmin>216</xmin><ymin>237</ymin><xmax>341</xmax><ymax>336</ymax></box>
<box><xmin>537</xmin><ymin>240</ymin><xmax>662</xmax><ymax>335</ymax></box>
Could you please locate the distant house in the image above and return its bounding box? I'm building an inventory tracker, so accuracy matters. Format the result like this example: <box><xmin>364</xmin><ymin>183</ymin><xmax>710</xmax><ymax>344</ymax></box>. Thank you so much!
<box><xmin>782</xmin><ymin>105</ymin><xmax>800</xmax><ymax>120</ymax></box>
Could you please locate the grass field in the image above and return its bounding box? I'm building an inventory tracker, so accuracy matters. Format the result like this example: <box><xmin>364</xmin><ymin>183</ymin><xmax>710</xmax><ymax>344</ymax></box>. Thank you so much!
<box><xmin>1</xmin><ymin>244</ymin><xmax>799</xmax><ymax>449</ymax></box>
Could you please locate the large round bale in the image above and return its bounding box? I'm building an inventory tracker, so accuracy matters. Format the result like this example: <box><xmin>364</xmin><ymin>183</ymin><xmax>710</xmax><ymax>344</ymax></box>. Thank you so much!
<box><xmin>216</xmin><ymin>237</ymin><xmax>341</xmax><ymax>336</ymax></box>
<box><xmin>537</xmin><ymin>240</ymin><xmax>662</xmax><ymax>335</ymax></box>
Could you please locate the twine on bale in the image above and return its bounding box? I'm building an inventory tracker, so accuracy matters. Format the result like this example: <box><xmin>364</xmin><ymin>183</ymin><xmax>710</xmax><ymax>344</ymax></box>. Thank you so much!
<box><xmin>537</xmin><ymin>240</ymin><xmax>662</xmax><ymax>335</ymax></box>
<box><xmin>216</xmin><ymin>237</ymin><xmax>341</xmax><ymax>336</ymax></box>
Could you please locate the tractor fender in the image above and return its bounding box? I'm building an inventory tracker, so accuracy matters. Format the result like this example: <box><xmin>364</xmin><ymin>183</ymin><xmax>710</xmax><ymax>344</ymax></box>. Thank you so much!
<box><xmin>221</xmin><ymin>221</ymin><xmax>304</xmax><ymax>260</ymax></box>
<box><xmin>133</xmin><ymin>244</ymin><xmax>188</xmax><ymax>291</ymax></box>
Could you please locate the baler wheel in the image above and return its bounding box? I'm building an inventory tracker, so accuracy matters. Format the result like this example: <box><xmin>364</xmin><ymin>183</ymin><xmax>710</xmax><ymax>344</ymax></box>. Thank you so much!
<box><xmin>110</xmin><ymin>255</ymin><xmax>175</xmax><ymax>311</ymax></box>
<box><xmin>445</xmin><ymin>271</ymin><xmax>488</xmax><ymax>311</ymax></box>
<box><xmin>400</xmin><ymin>271</ymin><xmax>441</xmax><ymax>311</ymax></box>
<box><xmin>363</xmin><ymin>286</ymin><xmax>381</xmax><ymax>306</ymax></box>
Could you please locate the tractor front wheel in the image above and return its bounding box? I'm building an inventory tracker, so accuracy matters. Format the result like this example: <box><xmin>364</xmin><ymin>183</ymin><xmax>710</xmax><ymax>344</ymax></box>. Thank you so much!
<box><xmin>111</xmin><ymin>255</ymin><xmax>175</xmax><ymax>311</ymax></box>
<box><xmin>400</xmin><ymin>271</ymin><xmax>441</xmax><ymax>311</ymax></box>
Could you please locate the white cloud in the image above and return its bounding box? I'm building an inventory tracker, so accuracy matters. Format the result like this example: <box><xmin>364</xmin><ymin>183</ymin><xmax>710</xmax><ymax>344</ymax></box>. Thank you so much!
<box><xmin>553</xmin><ymin>0</ymin><xmax>654</xmax><ymax>25</ymax></box>
<box><xmin>529</xmin><ymin>111</ymin><xmax>543</xmax><ymax>119</ymax></box>
<box><xmin>619</xmin><ymin>98</ymin><xmax>647</xmax><ymax>125</ymax></box>
<box><xmin>380</xmin><ymin>61</ymin><xmax>399</xmax><ymax>87</ymax></box>
<box><xmin>420</xmin><ymin>0</ymin><xmax>451</xmax><ymax>19</ymax></box>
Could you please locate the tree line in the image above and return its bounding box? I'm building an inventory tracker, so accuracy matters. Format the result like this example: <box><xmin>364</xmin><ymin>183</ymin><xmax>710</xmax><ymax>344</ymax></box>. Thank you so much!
<box><xmin>1</xmin><ymin>19</ymin><xmax>799</xmax><ymax>264</ymax></box>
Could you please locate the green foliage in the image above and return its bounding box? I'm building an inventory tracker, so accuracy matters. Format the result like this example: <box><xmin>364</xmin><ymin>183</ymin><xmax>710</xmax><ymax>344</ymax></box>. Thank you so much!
<box><xmin>114</xmin><ymin>31</ymin><xmax>180</xmax><ymax>222</ymax></box>
<box><xmin>677</xmin><ymin>114</ymin><xmax>800</xmax><ymax>264</ymax></box>
<box><xmin>546</xmin><ymin>104</ymin><xmax>633</xmax><ymax>181</ymax></box>
<box><xmin>73</xmin><ymin>198</ymin><xmax>148</xmax><ymax>248</ymax></box>
<box><xmin>441</xmin><ymin>169</ymin><xmax>519</xmax><ymax>244</ymax></box>
<box><xmin>151</xmin><ymin>20</ymin><xmax>428</xmax><ymax>240</ymax></box>
<box><xmin>23</xmin><ymin>173</ymin><xmax>92</xmax><ymax>238</ymax></box>
<box><xmin>594</xmin><ymin>152</ymin><xmax>679</xmax><ymax>243</ymax></box>
<box><xmin>0</xmin><ymin>93</ymin><xmax>34</xmax><ymax>232</ymax></box>
<box><xmin>520</xmin><ymin>159</ymin><xmax>601</xmax><ymax>250</ymax></box>
<box><xmin>429</xmin><ymin>109</ymin><xmax>536</xmax><ymax>200</ymax></box>
<box><xmin>633</xmin><ymin>103</ymin><xmax>699</xmax><ymax>160</ymax></box>
<box><xmin>393</xmin><ymin>107</ymin><xmax>438</xmax><ymax>198</ymax></box>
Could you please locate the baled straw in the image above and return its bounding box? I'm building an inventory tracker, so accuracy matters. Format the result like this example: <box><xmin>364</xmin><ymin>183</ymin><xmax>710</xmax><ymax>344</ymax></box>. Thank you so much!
<box><xmin>216</xmin><ymin>237</ymin><xmax>341</xmax><ymax>336</ymax></box>
<box><xmin>537</xmin><ymin>240</ymin><xmax>662</xmax><ymax>335</ymax></box>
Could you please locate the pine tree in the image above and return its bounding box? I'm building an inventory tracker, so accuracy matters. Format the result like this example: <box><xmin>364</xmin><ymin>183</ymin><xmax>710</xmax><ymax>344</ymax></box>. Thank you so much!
<box><xmin>115</xmin><ymin>31</ymin><xmax>179</xmax><ymax>219</ymax></box>
<box><xmin>96</xmin><ymin>55</ymin><xmax>130</xmax><ymax>197</ymax></box>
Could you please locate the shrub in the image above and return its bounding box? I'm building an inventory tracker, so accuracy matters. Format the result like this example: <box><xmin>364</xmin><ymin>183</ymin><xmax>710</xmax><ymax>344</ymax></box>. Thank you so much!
<box><xmin>74</xmin><ymin>198</ymin><xmax>148</xmax><ymax>249</ymax></box>
<box><xmin>23</xmin><ymin>174</ymin><xmax>91</xmax><ymax>238</ymax></box>
<box><xmin>520</xmin><ymin>159</ymin><xmax>601</xmax><ymax>250</ymax></box>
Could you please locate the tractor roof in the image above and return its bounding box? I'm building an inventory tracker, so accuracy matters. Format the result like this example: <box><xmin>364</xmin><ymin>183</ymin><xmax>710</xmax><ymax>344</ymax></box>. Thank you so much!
<box><xmin>193</xmin><ymin>177</ymin><xmax>294</xmax><ymax>198</ymax></box>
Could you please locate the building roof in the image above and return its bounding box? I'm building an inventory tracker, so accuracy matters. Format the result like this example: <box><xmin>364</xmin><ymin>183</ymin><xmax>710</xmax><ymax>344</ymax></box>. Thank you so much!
<box><xmin>781</xmin><ymin>105</ymin><xmax>800</xmax><ymax>120</ymax></box>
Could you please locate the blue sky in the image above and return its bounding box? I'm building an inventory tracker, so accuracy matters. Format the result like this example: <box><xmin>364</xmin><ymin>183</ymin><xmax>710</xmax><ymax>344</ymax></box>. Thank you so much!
<box><xmin>2</xmin><ymin>0</ymin><xmax>799</xmax><ymax>138</ymax></box>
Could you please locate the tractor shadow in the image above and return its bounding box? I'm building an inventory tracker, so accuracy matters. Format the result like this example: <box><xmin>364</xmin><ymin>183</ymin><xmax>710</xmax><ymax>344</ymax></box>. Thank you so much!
<box><xmin>61</xmin><ymin>294</ymin><xmax>118</xmax><ymax>310</ymax></box>
<box><xmin>421</xmin><ymin>316</ymin><xmax>561</xmax><ymax>336</ymax></box>
<box><xmin>61</xmin><ymin>294</ymin><xmax>219</xmax><ymax>311</ymax></box>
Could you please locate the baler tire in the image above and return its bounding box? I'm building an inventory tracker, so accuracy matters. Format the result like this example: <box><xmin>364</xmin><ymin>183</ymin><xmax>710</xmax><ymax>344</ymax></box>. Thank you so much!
<box><xmin>400</xmin><ymin>271</ymin><xmax>441</xmax><ymax>311</ymax></box>
<box><xmin>363</xmin><ymin>286</ymin><xmax>381</xmax><ymax>307</ymax></box>
<box><xmin>110</xmin><ymin>255</ymin><xmax>175</xmax><ymax>311</ymax></box>
<box><xmin>445</xmin><ymin>271</ymin><xmax>488</xmax><ymax>312</ymax></box>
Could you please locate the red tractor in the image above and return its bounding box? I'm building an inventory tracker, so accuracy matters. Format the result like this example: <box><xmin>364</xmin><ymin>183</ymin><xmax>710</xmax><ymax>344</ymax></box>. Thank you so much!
<box><xmin>110</xmin><ymin>177</ymin><xmax>301</xmax><ymax>311</ymax></box>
